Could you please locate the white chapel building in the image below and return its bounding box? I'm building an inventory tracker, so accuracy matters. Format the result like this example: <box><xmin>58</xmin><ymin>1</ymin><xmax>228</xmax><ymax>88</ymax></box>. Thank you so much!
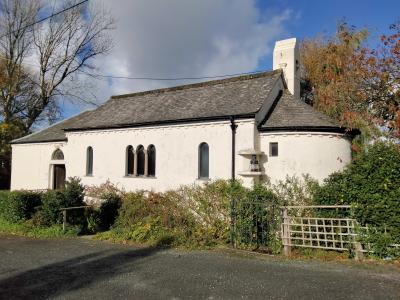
<box><xmin>10</xmin><ymin>38</ymin><xmax>356</xmax><ymax>192</ymax></box>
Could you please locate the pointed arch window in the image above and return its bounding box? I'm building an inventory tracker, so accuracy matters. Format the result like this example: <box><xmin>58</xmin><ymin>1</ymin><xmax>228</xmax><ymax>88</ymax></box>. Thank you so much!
<box><xmin>86</xmin><ymin>146</ymin><xmax>93</xmax><ymax>176</ymax></box>
<box><xmin>198</xmin><ymin>142</ymin><xmax>209</xmax><ymax>179</ymax></box>
<box><xmin>52</xmin><ymin>149</ymin><xmax>64</xmax><ymax>160</ymax></box>
<box><xmin>126</xmin><ymin>145</ymin><xmax>134</xmax><ymax>176</ymax></box>
<box><xmin>147</xmin><ymin>145</ymin><xmax>156</xmax><ymax>177</ymax></box>
<box><xmin>136</xmin><ymin>145</ymin><xmax>145</xmax><ymax>176</ymax></box>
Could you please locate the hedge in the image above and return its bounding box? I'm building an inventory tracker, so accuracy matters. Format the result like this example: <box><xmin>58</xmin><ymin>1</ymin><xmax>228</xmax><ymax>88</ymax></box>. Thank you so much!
<box><xmin>0</xmin><ymin>191</ymin><xmax>42</xmax><ymax>223</ymax></box>
<box><xmin>313</xmin><ymin>141</ymin><xmax>400</xmax><ymax>243</ymax></box>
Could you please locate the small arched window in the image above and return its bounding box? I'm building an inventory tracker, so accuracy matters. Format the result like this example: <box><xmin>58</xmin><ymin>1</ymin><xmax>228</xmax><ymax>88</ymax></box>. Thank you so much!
<box><xmin>147</xmin><ymin>145</ymin><xmax>156</xmax><ymax>177</ymax></box>
<box><xmin>86</xmin><ymin>146</ymin><xmax>93</xmax><ymax>176</ymax></box>
<box><xmin>52</xmin><ymin>149</ymin><xmax>64</xmax><ymax>160</ymax></box>
<box><xmin>126</xmin><ymin>145</ymin><xmax>134</xmax><ymax>176</ymax></box>
<box><xmin>136</xmin><ymin>145</ymin><xmax>145</xmax><ymax>176</ymax></box>
<box><xmin>198</xmin><ymin>142</ymin><xmax>209</xmax><ymax>179</ymax></box>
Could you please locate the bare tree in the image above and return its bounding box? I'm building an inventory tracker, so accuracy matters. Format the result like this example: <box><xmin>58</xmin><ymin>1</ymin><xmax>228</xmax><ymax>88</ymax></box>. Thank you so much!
<box><xmin>0</xmin><ymin>0</ymin><xmax>114</xmax><ymax>189</ymax></box>
<box><xmin>0</xmin><ymin>0</ymin><xmax>39</xmax><ymax>126</ymax></box>
<box><xmin>0</xmin><ymin>0</ymin><xmax>114</xmax><ymax>131</ymax></box>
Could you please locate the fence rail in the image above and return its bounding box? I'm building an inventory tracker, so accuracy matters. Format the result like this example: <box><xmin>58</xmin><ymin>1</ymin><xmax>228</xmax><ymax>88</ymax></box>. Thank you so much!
<box><xmin>231</xmin><ymin>202</ymin><xmax>397</xmax><ymax>259</ymax></box>
<box><xmin>281</xmin><ymin>216</ymin><xmax>364</xmax><ymax>251</ymax></box>
<box><xmin>60</xmin><ymin>205</ymin><xmax>92</xmax><ymax>231</ymax></box>
<box><xmin>281</xmin><ymin>205</ymin><xmax>366</xmax><ymax>258</ymax></box>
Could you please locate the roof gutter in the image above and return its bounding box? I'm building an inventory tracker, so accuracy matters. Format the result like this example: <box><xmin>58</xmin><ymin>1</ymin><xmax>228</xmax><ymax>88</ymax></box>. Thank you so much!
<box><xmin>259</xmin><ymin>126</ymin><xmax>360</xmax><ymax>137</ymax></box>
<box><xmin>63</xmin><ymin>114</ymin><xmax>255</xmax><ymax>133</ymax></box>
<box><xmin>10</xmin><ymin>138</ymin><xmax>68</xmax><ymax>145</ymax></box>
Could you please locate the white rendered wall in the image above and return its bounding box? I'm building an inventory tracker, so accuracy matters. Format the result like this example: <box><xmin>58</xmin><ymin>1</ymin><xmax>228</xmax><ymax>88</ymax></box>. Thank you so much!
<box><xmin>64</xmin><ymin>119</ymin><xmax>256</xmax><ymax>192</ymax></box>
<box><xmin>11</xmin><ymin>123</ymin><xmax>352</xmax><ymax>192</ymax></box>
<box><xmin>11</xmin><ymin>142</ymin><xmax>67</xmax><ymax>190</ymax></box>
<box><xmin>258</xmin><ymin>132</ymin><xmax>352</xmax><ymax>183</ymax></box>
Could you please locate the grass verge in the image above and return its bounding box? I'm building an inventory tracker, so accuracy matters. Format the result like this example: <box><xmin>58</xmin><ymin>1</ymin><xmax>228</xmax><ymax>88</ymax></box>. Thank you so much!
<box><xmin>0</xmin><ymin>218</ymin><xmax>79</xmax><ymax>238</ymax></box>
<box><xmin>94</xmin><ymin>228</ymin><xmax>227</xmax><ymax>250</ymax></box>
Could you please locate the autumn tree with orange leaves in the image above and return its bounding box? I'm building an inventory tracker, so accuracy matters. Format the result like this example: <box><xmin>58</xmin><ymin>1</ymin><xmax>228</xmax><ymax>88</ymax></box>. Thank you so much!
<box><xmin>370</xmin><ymin>22</ymin><xmax>400</xmax><ymax>138</ymax></box>
<box><xmin>301</xmin><ymin>21</ymin><xmax>400</xmax><ymax>144</ymax></box>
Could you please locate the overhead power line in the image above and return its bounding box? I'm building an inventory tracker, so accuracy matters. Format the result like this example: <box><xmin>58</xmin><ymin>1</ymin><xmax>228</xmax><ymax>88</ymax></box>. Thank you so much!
<box><xmin>0</xmin><ymin>53</ymin><xmax>268</xmax><ymax>82</ymax></box>
<box><xmin>0</xmin><ymin>0</ymin><xmax>89</xmax><ymax>39</ymax></box>
<box><xmin>0</xmin><ymin>0</ymin><xmax>267</xmax><ymax>83</ymax></box>
<box><xmin>82</xmin><ymin>69</ymin><xmax>268</xmax><ymax>81</ymax></box>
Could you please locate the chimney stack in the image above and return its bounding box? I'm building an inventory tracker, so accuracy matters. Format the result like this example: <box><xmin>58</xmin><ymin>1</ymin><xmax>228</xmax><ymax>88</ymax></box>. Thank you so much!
<box><xmin>273</xmin><ymin>38</ymin><xmax>300</xmax><ymax>99</ymax></box>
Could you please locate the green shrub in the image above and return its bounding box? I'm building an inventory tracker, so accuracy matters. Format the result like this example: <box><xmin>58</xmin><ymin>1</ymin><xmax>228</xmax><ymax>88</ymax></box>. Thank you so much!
<box><xmin>0</xmin><ymin>191</ymin><xmax>42</xmax><ymax>223</ymax></box>
<box><xmin>0</xmin><ymin>190</ymin><xmax>9</xmax><ymax>217</ymax></box>
<box><xmin>110</xmin><ymin>180</ymin><xmax>282</xmax><ymax>249</ymax></box>
<box><xmin>111</xmin><ymin>180</ymin><xmax>245</xmax><ymax>247</ymax></box>
<box><xmin>360</xmin><ymin>227</ymin><xmax>400</xmax><ymax>259</ymax></box>
<box><xmin>97</xmin><ymin>195</ymin><xmax>122</xmax><ymax>230</ymax></box>
<box><xmin>114</xmin><ymin>191</ymin><xmax>194</xmax><ymax>246</ymax></box>
<box><xmin>0</xmin><ymin>190</ymin><xmax>8</xmax><ymax>203</ymax></box>
<box><xmin>85</xmin><ymin>180</ymin><xmax>123</xmax><ymax>230</ymax></box>
<box><xmin>233</xmin><ymin>183</ymin><xmax>280</xmax><ymax>251</ymax></box>
<box><xmin>85</xmin><ymin>208</ymin><xmax>100</xmax><ymax>234</ymax></box>
<box><xmin>63</xmin><ymin>177</ymin><xmax>86</xmax><ymax>227</ymax></box>
<box><xmin>247</xmin><ymin>183</ymin><xmax>279</xmax><ymax>203</ymax></box>
<box><xmin>114</xmin><ymin>191</ymin><xmax>146</xmax><ymax>227</ymax></box>
<box><xmin>272</xmin><ymin>175</ymin><xmax>319</xmax><ymax>207</ymax></box>
<box><xmin>0</xmin><ymin>178</ymin><xmax>88</xmax><ymax>235</ymax></box>
<box><xmin>313</xmin><ymin>141</ymin><xmax>400</xmax><ymax>242</ymax></box>
<box><xmin>33</xmin><ymin>191</ymin><xmax>65</xmax><ymax>226</ymax></box>
<box><xmin>64</xmin><ymin>177</ymin><xmax>85</xmax><ymax>206</ymax></box>
<box><xmin>179</xmin><ymin>180</ymin><xmax>239</xmax><ymax>244</ymax></box>
<box><xmin>33</xmin><ymin>177</ymin><xmax>86</xmax><ymax>228</ymax></box>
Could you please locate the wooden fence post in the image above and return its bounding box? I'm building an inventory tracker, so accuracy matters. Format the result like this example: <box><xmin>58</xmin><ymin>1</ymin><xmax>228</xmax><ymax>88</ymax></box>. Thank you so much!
<box><xmin>282</xmin><ymin>207</ymin><xmax>291</xmax><ymax>256</ymax></box>
<box><xmin>62</xmin><ymin>209</ymin><xmax>67</xmax><ymax>232</ymax></box>
<box><xmin>352</xmin><ymin>220</ymin><xmax>364</xmax><ymax>261</ymax></box>
<box><xmin>353</xmin><ymin>242</ymin><xmax>364</xmax><ymax>261</ymax></box>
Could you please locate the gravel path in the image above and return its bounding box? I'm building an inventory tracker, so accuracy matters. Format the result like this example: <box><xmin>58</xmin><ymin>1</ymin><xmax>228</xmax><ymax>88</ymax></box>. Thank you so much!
<box><xmin>0</xmin><ymin>234</ymin><xmax>399</xmax><ymax>299</ymax></box>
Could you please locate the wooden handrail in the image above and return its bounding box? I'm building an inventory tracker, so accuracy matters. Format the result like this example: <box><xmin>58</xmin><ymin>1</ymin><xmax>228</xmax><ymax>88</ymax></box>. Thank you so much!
<box><xmin>60</xmin><ymin>205</ymin><xmax>92</xmax><ymax>231</ymax></box>
<box><xmin>281</xmin><ymin>205</ymin><xmax>352</xmax><ymax>209</ymax></box>
<box><xmin>60</xmin><ymin>205</ymin><xmax>92</xmax><ymax>211</ymax></box>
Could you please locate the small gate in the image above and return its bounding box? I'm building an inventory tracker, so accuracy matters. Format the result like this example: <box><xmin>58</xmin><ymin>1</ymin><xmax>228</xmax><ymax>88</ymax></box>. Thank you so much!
<box><xmin>230</xmin><ymin>197</ymin><xmax>280</xmax><ymax>251</ymax></box>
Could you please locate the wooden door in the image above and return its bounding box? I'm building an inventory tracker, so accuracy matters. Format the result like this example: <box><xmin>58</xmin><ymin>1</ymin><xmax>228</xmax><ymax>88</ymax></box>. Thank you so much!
<box><xmin>53</xmin><ymin>164</ymin><xmax>66</xmax><ymax>190</ymax></box>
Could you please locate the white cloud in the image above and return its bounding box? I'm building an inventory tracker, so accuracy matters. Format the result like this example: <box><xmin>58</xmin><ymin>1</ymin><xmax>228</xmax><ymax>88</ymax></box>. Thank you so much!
<box><xmin>87</xmin><ymin>0</ymin><xmax>292</xmax><ymax>102</ymax></box>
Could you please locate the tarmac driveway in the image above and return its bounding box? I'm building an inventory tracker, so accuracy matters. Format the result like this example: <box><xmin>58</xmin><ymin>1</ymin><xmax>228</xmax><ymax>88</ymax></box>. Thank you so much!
<box><xmin>0</xmin><ymin>234</ymin><xmax>399</xmax><ymax>299</ymax></box>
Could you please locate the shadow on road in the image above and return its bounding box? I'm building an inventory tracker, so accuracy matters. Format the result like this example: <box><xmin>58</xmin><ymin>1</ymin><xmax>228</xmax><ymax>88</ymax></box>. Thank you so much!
<box><xmin>0</xmin><ymin>244</ymin><xmax>163</xmax><ymax>299</ymax></box>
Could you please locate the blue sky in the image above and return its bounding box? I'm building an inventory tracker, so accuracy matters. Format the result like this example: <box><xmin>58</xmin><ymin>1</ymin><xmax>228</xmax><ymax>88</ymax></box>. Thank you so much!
<box><xmin>58</xmin><ymin>0</ymin><xmax>399</xmax><ymax>122</ymax></box>
<box><xmin>256</xmin><ymin>0</ymin><xmax>400</xmax><ymax>70</ymax></box>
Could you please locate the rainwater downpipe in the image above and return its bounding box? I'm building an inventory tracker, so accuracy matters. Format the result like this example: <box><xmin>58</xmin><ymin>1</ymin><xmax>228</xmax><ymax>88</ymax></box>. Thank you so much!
<box><xmin>229</xmin><ymin>116</ymin><xmax>238</xmax><ymax>248</ymax></box>
<box><xmin>230</xmin><ymin>116</ymin><xmax>238</xmax><ymax>181</ymax></box>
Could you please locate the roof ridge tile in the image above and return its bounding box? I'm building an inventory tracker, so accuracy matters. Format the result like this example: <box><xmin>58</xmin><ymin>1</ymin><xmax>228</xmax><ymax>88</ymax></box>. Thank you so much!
<box><xmin>110</xmin><ymin>69</ymin><xmax>282</xmax><ymax>100</ymax></box>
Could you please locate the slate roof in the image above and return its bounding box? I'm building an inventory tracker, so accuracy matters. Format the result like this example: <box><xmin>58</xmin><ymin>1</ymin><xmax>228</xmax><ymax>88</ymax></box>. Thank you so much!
<box><xmin>62</xmin><ymin>69</ymin><xmax>282</xmax><ymax>130</ymax></box>
<box><xmin>12</xmin><ymin>70</ymin><xmax>282</xmax><ymax>144</ymax></box>
<box><xmin>11</xmin><ymin>111</ymin><xmax>92</xmax><ymax>144</ymax></box>
<box><xmin>259</xmin><ymin>91</ymin><xmax>340</xmax><ymax>131</ymax></box>
<box><xmin>12</xmin><ymin>69</ymin><xmax>344</xmax><ymax>144</ymax></box>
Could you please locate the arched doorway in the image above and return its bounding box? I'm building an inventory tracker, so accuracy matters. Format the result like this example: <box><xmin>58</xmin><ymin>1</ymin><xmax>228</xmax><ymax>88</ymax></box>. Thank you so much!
<box><xmin>51</xmin><ymin>149</ymin><xmax>66</xmax><ymax>189</ymax></box>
